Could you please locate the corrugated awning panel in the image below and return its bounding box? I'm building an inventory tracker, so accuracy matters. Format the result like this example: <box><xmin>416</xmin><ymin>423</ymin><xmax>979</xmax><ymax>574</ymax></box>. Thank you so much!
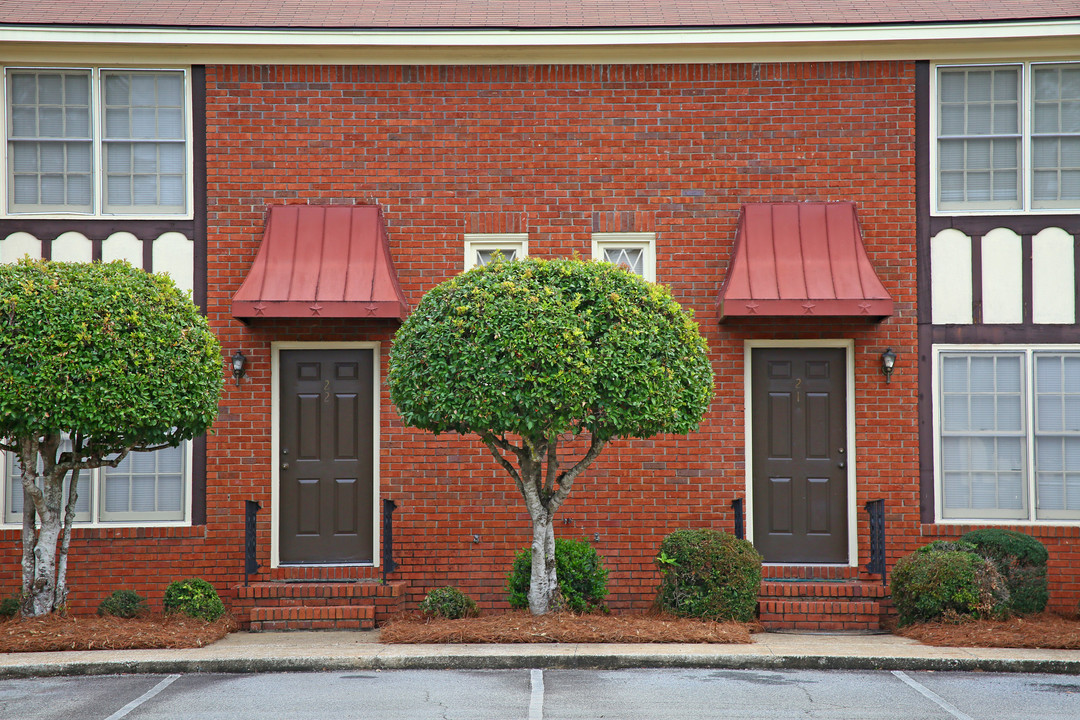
<box><xmin>231</xmin><ymin>204</ymin><xmax>409</xmax><ymax>320</ymax></box>
<box><xmin>717</xmin><ymin>202</ymin><xmax>893</xmax><ymax>320</ymax></box>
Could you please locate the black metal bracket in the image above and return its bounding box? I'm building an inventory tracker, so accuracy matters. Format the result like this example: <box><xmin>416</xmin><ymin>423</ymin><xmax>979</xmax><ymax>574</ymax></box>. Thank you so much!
<box><xmin>382</xmin><ymin>498</ymin><xmax>398</xmax><ymax>584</ymax></box>
<box><xmin>865</xmin><ymin>498</ymin><xmax>886</xmax><ymax>585</ymax></box>
<box><xmin>244</xmin><ymin>500</ymin><xmax>262</xmax><ymax>585</ymax></box>
<box><xmin>732</xmin><ymin>497</ymin><xmax>745</xmax><ymax>540</ymax></box>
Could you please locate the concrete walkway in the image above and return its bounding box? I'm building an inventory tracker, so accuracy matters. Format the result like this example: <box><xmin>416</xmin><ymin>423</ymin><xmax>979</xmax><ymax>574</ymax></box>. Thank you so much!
<box><xmin>0</xmin><ymin>630</ymin><xmax>1077</xmax><ymax>678</ymax></box>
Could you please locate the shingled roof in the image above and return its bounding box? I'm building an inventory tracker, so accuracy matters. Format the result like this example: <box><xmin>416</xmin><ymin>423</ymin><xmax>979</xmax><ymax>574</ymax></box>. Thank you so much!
<box><xmin>1</xmin><ymin>0</ymin><xmax>1077</xmax><ymax>29</ymax></box>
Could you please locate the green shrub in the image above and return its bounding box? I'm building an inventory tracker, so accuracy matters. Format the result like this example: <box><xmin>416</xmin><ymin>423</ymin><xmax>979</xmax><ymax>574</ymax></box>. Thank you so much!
<box><xmin>419</xmin><ymin>587</ymin><xmax>478</xmax><ymax>619</ymax></box>
<box><xmin>0</xmin><ymin>594</ymin><xmax>19</xmax><ymax>619</ymax></box>
<box><xmin>507</xmin><ymin>538</ymin><xmax>609</xmax><ymax>613</ymax></box>
<box><xmin>97</xmin><ymin>589</ymin><xmax>149</xmax><ymax>619</ymax></box>
<box><xmin>654</xmin><ymin>528</ymin><xmax>763</xmax><ymax>622</ymax></box>
<box><xmin>163</xmin><ymin>578</ymin><xmax>225</xmax><ymax>622</ymax></box>
<box><xmin>891</xmin><ymin>549</ymin><xmax>1009</xmax><ymax>625</ymax></box>
<box><xmin>959</xmin><ymin>528</ymin><xmax>1049</xmax><ymax>615</ymax></box>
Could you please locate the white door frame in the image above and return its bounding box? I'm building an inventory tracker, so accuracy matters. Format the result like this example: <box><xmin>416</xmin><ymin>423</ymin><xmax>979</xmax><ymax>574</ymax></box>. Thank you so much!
<box><xmin>270</xmin><ymin>341</ymin><xmax>381</xmax><ymax>568</ymax></box>
<box><xmin>743</xmin><ymin>339</ymin><xmax>858</xmax><ymax>566</ymax></box>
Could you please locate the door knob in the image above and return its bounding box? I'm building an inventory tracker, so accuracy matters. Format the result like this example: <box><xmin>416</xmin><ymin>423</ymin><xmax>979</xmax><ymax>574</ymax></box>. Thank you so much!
<box><xmin>281</xmin><ymin>462</ymin><xmax>289</xmax><ymax>470</ymax></box>
<box><xmin>838</xmin><ymin>461</ymin><xmax>846</xmax><ymax>469</ymax></box>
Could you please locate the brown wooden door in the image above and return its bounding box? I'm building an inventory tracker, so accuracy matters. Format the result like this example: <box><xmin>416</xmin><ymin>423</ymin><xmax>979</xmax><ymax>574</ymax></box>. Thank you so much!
<box><xmin>279</xmin><ymin>349</ymin><xmax>375</xmax><ymax>564</ymax></box>
<box><xmin>751</xmin><ymin>347</ymin><xmax>848</xmax><ymax>563</ymax></box>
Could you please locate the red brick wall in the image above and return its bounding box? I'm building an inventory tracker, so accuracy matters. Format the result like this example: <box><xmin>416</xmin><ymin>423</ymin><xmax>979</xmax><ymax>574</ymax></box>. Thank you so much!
<box><xmin>3</xmin><ymin>61</ymin><xmax>1075</xmax><ymax>617</ymax></box>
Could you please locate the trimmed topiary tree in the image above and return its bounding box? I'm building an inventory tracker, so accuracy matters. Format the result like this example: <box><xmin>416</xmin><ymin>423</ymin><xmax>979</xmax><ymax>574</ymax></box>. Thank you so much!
<box><xmin>959</xmin><ymin>528</ymin><xmax>1049</xmax><ymax>615</ymax></box>
<box><xmin>507</xmin><ymin>537</ymin><xmax>609</xmax><ymax>613</ymax></box>
<box><xmin>655</xmin><ymin>528</ymin><xmax>763</xmax><ymax>622</ymax></box>
<box><xmin>163</xmin><ymin>578</ymin><xmax>225</xmax><ymax>622</ymax></box>
<box><xmin>890</xmin><ymin>548</ymin><xmax>1009</xmax><ymax>625</ymax></box>
<box><xmin>388</xmin><ymin>257</ymin><xmax>713</xmax><ymax>615</ymax></box>
<box><xmin>419</xmin><ymin>586</ymin><xmax>479</xmax><ymax>620</ymax></box>
<box><xmin>0</xmin><ymin>259</ymin><xmax>223</xmax><ymax>617</ymax></box>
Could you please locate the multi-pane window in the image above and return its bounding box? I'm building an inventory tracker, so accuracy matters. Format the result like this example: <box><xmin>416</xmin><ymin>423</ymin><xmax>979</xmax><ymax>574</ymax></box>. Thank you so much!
<box><xmin>463</xmin><ymin>234</ymin><xmax>528</xmax><ymax>270</ymax></box>
<box><xmin>935</xmin><ymin>62</ymin><xmax>1080</xmax><ymax>213</ymax></box>
<box><xmin>937</xmin><ymin>348</ymin><xmax>1080</xmax><ymax>522</ymax></box>
<box><xmin>6</xmin><ymin>67</ymin><xmax>189</xmax><ymax>216</ymax></box>
<box><xmin>592</xmin><ymin>233</ymin><xmax>656</xmax><ymax>281</ymax></box>
<box><xmin>4</xmin><ymin>442</ymin><xmax>188</xmax><ymax>526</ymax></box>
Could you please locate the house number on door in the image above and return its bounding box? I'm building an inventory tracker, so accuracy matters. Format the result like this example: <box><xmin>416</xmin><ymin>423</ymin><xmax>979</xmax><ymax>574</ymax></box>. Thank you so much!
<box><xmin>794</xmin><ymin>377</ymin><xmax>802</xmax><ymax>404</ymax></box>
<box><xmin>323</xmin><ymin>380</ymin><xmax>330</xmax><ymax>402</ymax></box>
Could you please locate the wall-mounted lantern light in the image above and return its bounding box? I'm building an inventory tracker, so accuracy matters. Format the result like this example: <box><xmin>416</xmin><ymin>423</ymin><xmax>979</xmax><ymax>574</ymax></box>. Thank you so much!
<box><xmin>231</xmin><ymin>350</ymin><xmax>248</xmax><ymax>386</ymax></box>
<box><xmin>880</xmin><ymin>348</ymin><xmax>897</xmax><ymax>384</ymax></box>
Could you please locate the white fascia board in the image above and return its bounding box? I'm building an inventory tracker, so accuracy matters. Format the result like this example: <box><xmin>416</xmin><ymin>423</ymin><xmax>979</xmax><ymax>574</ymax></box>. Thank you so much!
<box><xmin>2</xmin><ymin>20</ymin><xmax>1080</xmax><ymax>64</ymax></box>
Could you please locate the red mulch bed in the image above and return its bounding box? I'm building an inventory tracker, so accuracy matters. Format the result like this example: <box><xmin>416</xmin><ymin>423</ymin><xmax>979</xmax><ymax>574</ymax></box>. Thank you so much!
<box><xmin>0</xmin><ymin>613</ymin><xmax>238</xmax><ymax>653</ymax></box>
<box><xmin>379</xmin><ymin>611</ymin><xmax>758</xmax><ymax>644</ymax></box>
<box><xmin>895</xmin><ymin>612</ymin><xmax>1080</xmax><ymax>649</ymax></box>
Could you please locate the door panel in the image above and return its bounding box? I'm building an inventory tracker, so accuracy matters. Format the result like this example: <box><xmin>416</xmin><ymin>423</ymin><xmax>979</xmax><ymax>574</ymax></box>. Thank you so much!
<box><xmin>280</xmin><ymin>349</ymin><xmax>375</xmax><ymax>564</ymax></box>
<box><xmin>752</xmin><ymin>347</ymin><xmax>848</xmax><ymax>563</ymax></box>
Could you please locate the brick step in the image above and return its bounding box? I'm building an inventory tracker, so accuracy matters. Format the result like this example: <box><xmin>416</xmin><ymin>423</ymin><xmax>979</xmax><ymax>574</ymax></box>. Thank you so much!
<box><xmin>232</xmin><ymin>581</ymin><xmax>407</xmax><ymax>630</ymax></box>
<box><xmin>758</xmin><ymin>598</ymin><xmax>881</xmax><ymax>632</ymax></box>
<box><xmin>760</xmin><ymin>580</ymin><xmax>888</xmax><ymax>600</ymax></box>
<box><xmin>249</xmin><ymin>604</ymin><xmax>376</xmax><ymax>631</ymax></box>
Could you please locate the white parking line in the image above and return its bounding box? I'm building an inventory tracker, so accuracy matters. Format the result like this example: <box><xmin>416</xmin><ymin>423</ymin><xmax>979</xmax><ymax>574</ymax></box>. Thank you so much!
<box><xmin>104</xmin><ymin>674</ymin><xmax>180</xmax><ymax>720</ymax></box>
<box><xmin>893</xmin><ymin>671</ymin><xmax>975</xmax><ymax>720</ymax></box>
<box><xmin>529</xmin><ymin>669</ymin><xmax>544</xmax><ymax>720</ymax></box>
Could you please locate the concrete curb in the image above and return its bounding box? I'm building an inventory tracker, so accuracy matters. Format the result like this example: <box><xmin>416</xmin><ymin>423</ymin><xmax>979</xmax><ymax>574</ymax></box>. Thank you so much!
<box><xmin>2</xmin><ymin>652</ymin><xmax>1078</xmax><ymax>679</ymax></box>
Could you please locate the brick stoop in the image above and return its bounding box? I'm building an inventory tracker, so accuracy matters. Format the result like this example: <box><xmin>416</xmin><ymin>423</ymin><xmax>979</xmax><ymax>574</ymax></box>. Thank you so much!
<box><xmin>233</xmin><ymin>580</ymin><xmax>406</xmax><ymax>631</ymax></box>
<box><xmin>758</xmin><ymin>579</ymin><xmax>889</xmax><ymax>631</ymax></box>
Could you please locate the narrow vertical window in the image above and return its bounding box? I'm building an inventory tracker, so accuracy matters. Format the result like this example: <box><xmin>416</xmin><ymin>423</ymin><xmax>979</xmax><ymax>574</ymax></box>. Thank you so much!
<box><xmin>1031</xmin><ymin>64</ymin><xmax>1080</xmax><ymax>209</ymax></box>
<box><xmin>937</xmin><ymin>66</ymin><xmax>1022</xmax><ymax>211</ymax></box>
<box><xmin>7</xmin><ymin>70</ymin><xmax>93</xmax><ymax>213</ymax></box>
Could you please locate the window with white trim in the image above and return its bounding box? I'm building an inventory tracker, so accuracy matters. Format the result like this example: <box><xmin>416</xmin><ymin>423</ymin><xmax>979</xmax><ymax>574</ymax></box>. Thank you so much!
<box><xmin>934</xmin><ymin>62</ymin><xmax>1080</xmax><ymax>213</ymax></box>
<box><xmin>5</xmin><ymin>66</ymin><xmax>190</xmax><ymax>217</ymax></box>
<box><xmin>591</xmin><ymin>232</ymin><xmax>656</xmax><ymax>281</ymax></box>
<box><xmin>4</xmin><ymin>441</ymin><xmax>190</xmax><ymax>526</ymax></box>
<box><xmin>936</xmin><ymin>347</ymin><xmax>1080</xmax><ymax>522</ymax></box>
<box><xmin>463</xmin><ymin>233</ymin><xmax>528</xmax><ymax>270</ymax></box>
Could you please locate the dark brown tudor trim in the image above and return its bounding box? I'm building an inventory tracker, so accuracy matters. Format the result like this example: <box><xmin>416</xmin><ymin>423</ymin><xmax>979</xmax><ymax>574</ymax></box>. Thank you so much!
<box><xmin>0</xmin><ymin>65</ymin><xmax>209</xmax><ymax>525</ymax></box>
<box><xmin>917</xmin><ymin>59</ymin><xmax>1080</xmax><ymax>523</ymax></box>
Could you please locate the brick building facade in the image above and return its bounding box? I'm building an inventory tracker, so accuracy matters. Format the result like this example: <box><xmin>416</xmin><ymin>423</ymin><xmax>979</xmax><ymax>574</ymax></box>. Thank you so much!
<box><xmin>1</xmin><ymin>3</ymin><xmax>1078</xmax><ymax>630</ymax></box>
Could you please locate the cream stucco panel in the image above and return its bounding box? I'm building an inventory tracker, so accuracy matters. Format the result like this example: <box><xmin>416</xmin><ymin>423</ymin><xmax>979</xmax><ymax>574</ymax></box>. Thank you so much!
<box><xmin>0</xmin><ymin>233</ymin><xmax>41</xmax><ymax>264</ymax></box>
<box><xmin>51</xmin><ymin>232</ymin><xmax>93</xmax><ymax>263</ymax></box>
<box><xmin>931</xmin><ymin>228</ymin><xmax>973</xmax><ymax>325</ymax></box>
<box><xmin>981</xmin><ymin>228</ymin><xmax>1023</xmax><ymax>324</ymax></box>
<box><xmin>1033</xmin><ymin>227</ymin><xmax>1076</xmax><ymax>325</ymax></box>
<box><xmin>152</xmin><ymin>232</ymin><xmax>194</xmax><ymax>295</ymax></box>
<box><xmin>102</xmin><ymin>232</ymin><xmax>144</xmax><ymax>268</ymax></box>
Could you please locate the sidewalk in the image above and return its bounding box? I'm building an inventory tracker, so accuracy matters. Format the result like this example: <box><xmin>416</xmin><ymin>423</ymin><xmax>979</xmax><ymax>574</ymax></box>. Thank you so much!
<box><xmin>0</xmin><ymin>630</ymin><xmax>1077</xmax><ymax>678</ymax></box>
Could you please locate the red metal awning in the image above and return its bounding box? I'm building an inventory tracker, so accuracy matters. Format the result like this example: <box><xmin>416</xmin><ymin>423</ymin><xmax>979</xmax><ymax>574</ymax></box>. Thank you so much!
<box><xmin>232</xmin><ymin>205</ymin><xmax>409</xmax><ymax>320</ymax></box>
<box><xmin>716</xmin><ymin>202</ymin><xmax>893</xmax><ymax>320</ymax></box>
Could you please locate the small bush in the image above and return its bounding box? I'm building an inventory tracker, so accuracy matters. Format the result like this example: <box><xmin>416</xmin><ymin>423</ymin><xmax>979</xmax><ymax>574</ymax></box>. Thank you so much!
<box><xmin>419</xmin><ymin>586</ymin><xmax>478</xmax><ymax>620</ymax></box>
<box><xmin>97</xmin><ymin>589</ymin><xmax>149</xmax><ymax>619</ymax></box>
<box><xmin>163</xmin><ymin>578</ymin><xmax>225</xmax><ymax>622</ymax></box>
<box><xmin>959</xmin><ymin>528</ymin><xmax>1049</xmax><ymax>615</ymax></box>
<box><xmin>654</xmin><ymin>528</ymin><xmax>763</xmax><ymax>622</ymax></box>
<box><xmin>891</xmin><ymin>549</ymin><xmax>1009</xmax><ymax>625</ymax></box>
<box><xmin>507</xmin><ymin>538</ymin><xmax>609</xmax><ymax>613</ymax></box>
<box><xmin>0</xmin><ymin>594</ymin><xmax>19</xmax><ymax>619</ymax></box>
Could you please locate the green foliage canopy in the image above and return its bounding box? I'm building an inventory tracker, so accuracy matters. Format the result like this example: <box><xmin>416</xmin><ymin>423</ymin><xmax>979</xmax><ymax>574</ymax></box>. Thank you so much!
<box><xmin>0</xmin><ymin>259</ymin><xmax>222</xmax><ymax>452</ymax></box>
<box><xmin>388</xmin><ymin>257</ymin><xmax>713</xmax><ymax>442</ymax></box>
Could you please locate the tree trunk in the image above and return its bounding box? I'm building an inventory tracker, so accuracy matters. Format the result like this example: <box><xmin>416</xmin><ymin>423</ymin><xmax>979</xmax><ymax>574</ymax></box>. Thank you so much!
<box><xmin>27</xmin><ymin>516</ymin><xmax>61</xmax><ymax>616</ymax></box>
<box><xmin>528</xmin><ymin>512</ymin><xmax>561</xmax><ymax>615</ymax></box>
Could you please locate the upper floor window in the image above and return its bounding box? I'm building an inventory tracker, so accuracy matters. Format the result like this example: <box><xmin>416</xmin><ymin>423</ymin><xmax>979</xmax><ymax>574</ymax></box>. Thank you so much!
<box><xmin>591</xmin><ymin>232</ymin><xmax>656</xmax><ymax>281</ymax></box>
<box><xmin>463</xmin><ymin>233</ymin><xmax>528</xmax><ymax>270</ymax></box>
<box><xmin>934</xmin><ymin>62</ymin><xmax>1080</xmax><ymax>214</ymax></box>
<box><xmin>5</xmin><ymin>67</ymin><xmax>190</xmax><ymax>217</ymax></box>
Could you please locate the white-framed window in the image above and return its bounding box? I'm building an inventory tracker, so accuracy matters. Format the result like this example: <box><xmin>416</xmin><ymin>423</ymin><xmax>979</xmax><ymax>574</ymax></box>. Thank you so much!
<box><xmin>5</xmin><ymin>66</ymin><xmax>191</xmax><ymax>218</ymax></box>
<box><xmin>933</xmin><ymin>61</ymin><xmax>1080</xmax><ymax>214</ymax></box>
<box><xmin>591</xmin><ymin>232</ymin><xmax>656</xmax><ymax>281</ymax></box>
<box><xmin>463</xmin><ymin>233</ymin><xmax>528</xmax><ymax>270</ymax></box>
<box><xmin>934</xmin><ymin>345</ymin><xmax>1080</xmax><ymax>523</ymax></box>
<box><xmin>3</xmin><ymin>441</ymin><xmax>191</xmax><ymax>527</ymax></box>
